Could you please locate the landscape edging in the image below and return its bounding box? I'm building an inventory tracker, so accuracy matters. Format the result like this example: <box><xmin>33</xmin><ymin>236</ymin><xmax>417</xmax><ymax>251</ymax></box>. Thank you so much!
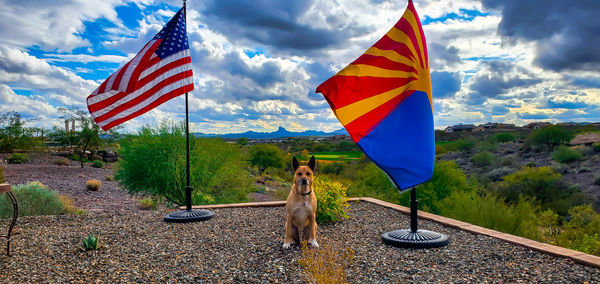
<box><xmin>184</xmin><ymin>197</ymin><xmax>600</xmax><ymax>268</ymax></box>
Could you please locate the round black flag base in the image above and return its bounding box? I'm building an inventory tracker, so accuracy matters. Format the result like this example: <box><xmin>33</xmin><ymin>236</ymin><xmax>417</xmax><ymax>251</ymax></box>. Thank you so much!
<box><xmin>164</xmin><ymin>209</ymin><xmax>214</xmax><ymax>223</ymax></box>
<box><xmin>382</xmin><ymin>229</ymin><xmax>449</xmax><ymax>248</ymax></box>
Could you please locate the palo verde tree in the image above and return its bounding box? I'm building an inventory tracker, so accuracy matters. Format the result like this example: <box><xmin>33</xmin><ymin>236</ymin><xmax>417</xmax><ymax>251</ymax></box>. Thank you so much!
<box><xmin>529</xmin><ymin>125</ymin><xmax>572</xmax><ymax>151</ymax></box>
<box><xmin>249</xmin><ymin>143</ymin><xmax>285</xmax><ymax>175</ymax></box>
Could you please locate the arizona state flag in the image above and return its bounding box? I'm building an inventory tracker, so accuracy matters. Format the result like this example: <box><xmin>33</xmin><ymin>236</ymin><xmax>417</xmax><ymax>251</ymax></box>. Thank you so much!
<box><xmin>316</xmin><ymin>0</ymin><xmax>433</xmax><ymax>190</ymax></box>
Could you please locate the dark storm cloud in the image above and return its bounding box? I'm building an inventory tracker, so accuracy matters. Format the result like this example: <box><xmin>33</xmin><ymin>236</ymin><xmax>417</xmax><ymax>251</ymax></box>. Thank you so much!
<box><xmin>465</xmin><ymin>60</ymin><xmax>541</xmax><ymax>104</ymax></box>
<box><xmin>222</xmin><ymin>53</ymin><xmax>284</xmax><ymax>88</ymax></box>
<box><xmin>202</xmin><ymin>0</ymin><xmax>368</xmax><ymax>53</ymax></box>
<box><xmin>567</xmin><ymin>76</ymin><xmax>600</xmax><ymax>89</ymax></box>
<box><xmin>431</xmin><ymin>71</ymin><xmax>461</xmax><ymax>99</ymax></box>
<box><xmin>428</xmin><ymin>43</ymin><xmax>461</xmax><ymax>69</ymax></box>
<box><xmin>481</xmin><ymin>0</ymin><xmax>600</xmax><ymax>71</ymax></box>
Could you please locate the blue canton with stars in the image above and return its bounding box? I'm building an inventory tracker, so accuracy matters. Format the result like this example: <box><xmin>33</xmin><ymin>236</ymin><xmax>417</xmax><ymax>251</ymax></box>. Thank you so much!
<box><xmin>153</xmin><ymin>7</ymin><xmax>190</xmax><ymax>59</ymax></box>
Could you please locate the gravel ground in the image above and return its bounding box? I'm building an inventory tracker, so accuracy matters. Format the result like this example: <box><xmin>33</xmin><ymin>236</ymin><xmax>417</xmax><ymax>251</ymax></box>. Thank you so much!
<box><xmin>1</xmin><ymin>202</ymin><xmax>599</xmax><ymax>283</ymax></box>
<box><xmin>1</xmin><ymin>152</ymin><xmax>141</xmax><ymax>213</ymax></box>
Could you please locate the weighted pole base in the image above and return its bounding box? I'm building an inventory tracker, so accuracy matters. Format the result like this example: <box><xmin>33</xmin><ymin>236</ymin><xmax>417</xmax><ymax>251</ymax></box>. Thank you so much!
<box><xmin>164</xmin><ymin>209</ymin><xmax>214</xmax><ymax>223</ymax></box>
<box><xmin>382</xmin><ymin>229</ymin><xmax>449</xmax><ymax>248</ymax></box>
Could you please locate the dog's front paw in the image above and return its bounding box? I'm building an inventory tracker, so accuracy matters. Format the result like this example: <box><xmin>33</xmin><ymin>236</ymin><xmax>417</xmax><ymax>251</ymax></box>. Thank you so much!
<box><xmin>309</xmin><ymin>239</ymin><xmax>319</xmax><ymax>248</ymax></box>
<box><xmin>282</xmin><ymin>243</ymin><xmax>291</xmax><ymax>249</ymax></box>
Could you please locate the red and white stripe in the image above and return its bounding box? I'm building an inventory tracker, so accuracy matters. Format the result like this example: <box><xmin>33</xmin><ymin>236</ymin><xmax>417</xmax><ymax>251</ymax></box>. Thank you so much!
<box><xmin>87</xmin><ymin>39</ymin><xmax>194</xmax><ymax>130</ymax></box>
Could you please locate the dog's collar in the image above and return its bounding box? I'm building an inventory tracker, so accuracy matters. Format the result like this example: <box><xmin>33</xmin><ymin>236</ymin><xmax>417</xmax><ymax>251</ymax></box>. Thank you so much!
<box><xmin>299</xmin><ymin>190</ymin><xmax>312</xmax><ymax>196</ymax></box>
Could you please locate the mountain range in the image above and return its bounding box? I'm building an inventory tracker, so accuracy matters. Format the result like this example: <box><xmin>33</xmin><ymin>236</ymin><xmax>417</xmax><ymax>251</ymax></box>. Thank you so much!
<box><xmin>193</xmin><ymin>126</ymin><xmax>348</xmax><ymax>139</ymax></box>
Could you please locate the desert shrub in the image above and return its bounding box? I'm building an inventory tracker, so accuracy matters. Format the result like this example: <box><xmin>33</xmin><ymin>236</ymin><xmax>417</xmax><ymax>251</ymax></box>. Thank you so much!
<box><xmin>91</xmin><ymin>160</ymin><xmax>104</xmax><ymax>168</ymax></box>
<box><xmin>0</xmin><ymin>181</ymin><xmax>68</xmax><ymax>218</ymax></box>
<box><xmin>298</xmin><ymin>242</ymin><xmax>354</xmax><ymax>284</ymax></box>
<box><xmin>595</xmin><ymin>176</ymin><xmax>600</xmax><ymax>186</ymax></box>
<box><xmin>438</xmin><ymin>190</ymin><xmax>540</xmax><ymax>239</ymax></box>
<box><xmin>105</xmin><ymin>175</ymin><xmax>114</xmax><ymax>181</ymax></box>
<box><xmin>82</xmin><ymin>234</ymin><xmax>99</xmax><ymax>251</ymax></box>
<box><xmin>249</xmin><ymin>144</ymin><xmax>285</xmax><ymax>175</ymax></box>
<box><xmin>54</xmin><ymin>158</ymin><xmax>70</xmax><ymax>166</ymax></box>
<box><xmin>301</xmin><ymin>149</ymin><xmax>310</xmax><ymax>161</ymax></box>
<box><xmin>494</xmin><ymin>167</ymin><xmax>587</xmax><ymax>216</ymax></box>
<box><xmin>58</xmin><ymin>195</ymin><xmax>86</xmax><ymax>215</ymax></box>
<box><xmin>484</xmin><ymin>167</ymin><xmax>515</xmax><ymax>181</ymax></box>
<box><xmin>494</xmin><ymin>133</ymin><xmax>516</xmax><ymax>143</ymax></box>
<box><xmin>116</xmin><ymin>124</ymin><xmax>251</xmax><ymax>206</ymax></box>
<box><xmin>526</xmin><ymin>162</ymin><xmax>536</xmax><ymax>168</ymax></box>
<box><xmin>550</xmin><ymin>161</ymin><xmax>569</xmax><ymax>174</ymax></box>
<box><xmin>347</xmin><ymin>163</ymin><xmax>400</xmax><ymax>204</ymax></box>
<box><xmin>578</xmin><ymin>167</ymin><xmax>591</xmax><ymax>173</ymax></box>
<box><xmin>456</xmin><ymin>138</ymin><xmax>476</xmax><ymax>153</ymax></box>
<box><xmin>435</xmin><ymin>141</ymin><xmax>459</xmax><ymax>154</ymax></box>
<box><xmin>556</xmin><ymin>204</ymin><xmax>600</xmax><ymax>255</ymax></box>
<box><xmin>551</xmin><ymin>146</ymin><xmax>582</xmax><ymax>163</ymax></box>
<box><xmin>471</xmin><ymin>151</ymin><xmax>494</xmax><ymax>167</ymax></box>
<box><xmin>320</xmin><ymin>162</ymin><xmax>346</xmax><ymax>175</ymax></box>
<box><xmin>314</xmin><ymin>179</ymin><xmax>349</xmax><ymax>224</ymax></box>
<box><xmin>86</xmin><ymin>179</ymin><xmax>101</xmax><ymax>191</ymax></box>
<box><xmin>398</xmin><ymin>161</ymin><xmax>469</xmax><ymax>214</ymax></box>
<box><xmin>501</xmin><ymin>157</ymin><xmax>515</xmax><ymax>167</ymax></box>
<box><xmin>138</xmin><ymin>197</ymin><xmax>159</xmax><ymax>210</ymax></box>
<box><xmin>528</xmin><ymin>125</ymin><xmax>572</xmax><ymax>151</ymax></box>
<box><xmin>593</xmin><ymin>142</ymin><xmax>600</xmax><ymax>152</ymax></box>
<box><xmin>7</xmin><ymin>153</ymin><xmax>29</xmax><ymax>164</ymax></box>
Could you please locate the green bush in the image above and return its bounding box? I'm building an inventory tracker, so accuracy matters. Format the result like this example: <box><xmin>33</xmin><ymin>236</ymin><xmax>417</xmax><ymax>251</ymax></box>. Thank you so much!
<box><xmin>0</xmin><ymin>181</ymin><xmax>68</xmax><ymax>218</ymax></box>
<box><xmin>494</xmin><ymin>167</ymin><xmax>587</xmax><ymax>216</ymax></box>
<box><xmin>249</xmin><ymin>144</ymin><xmax>285</xmax><ymax>175</ymax></box>
<box><xmin>116</xmin><ymin>124</ymin><xmax>251</xmax><ymax>206</ymax></box>
<box><xmin>593</xmin><ymin>142</ymin><xmax>600</xmax><ymax>152</ymax></box>
<box><xmin>471</xmin><ymin>151</ymin><xmax>494</xmax><ymax>167</ymax></box>
<box><xmin>556</xmin><ymin>204</ymin><xmax>600</xmax><ymax>255</ymax></box>
<box><xmin>0</xmin><ymin>165</ymin><xmax>4</xmax><ymax>183</ymax></box>
<box><xmin>528</xmin><ymin>125</ymin><xmax>572</xmax><ymax>151</ymax></box>
<box><xmin>551</xmin><ymin>146</ymin><xmax>582</xmax><ymax>163</ymax></box>
<box><xmin>484</xmin><ymin>167</ymin><xmax>515</xmax><ymax>181</ymax></box>
<box><xmin>91</xmin><ymin>160</ymin><xmax>104</xmax><ymax>168</ymax></box>
<box><xmin>595</xmin><ymin>176</ymin><xmax>600</xmax><ymax>186</ymax></box>
<box><xmin>438</xmin><ymin>190</ymin><xmax>540</xmax><ymax>239</ymax></box>
<box><xmin>456</xmin><ymin>138</ymin><xmax>477</xmax><ymax>153</ymax></box>
<box><xmin>399</xmin><ymin>161</ymin><xmax>468</xmax><ymax>214</ymax></box>
<box><xmin>494</xmin><ymin>133</ymin><xmax>516</xmax><ymax>143</ymax></box>
<box><xmin>7</xmin><ymin>153</ymin><xmax>29</xmax><ymax>164</ymax></box>
<box><xmin>314</xmin><ymin>179</ymin><xmax>349</xmax><ymax>224</ymax></box>
<box><xmin>320</xmin><ymin>162</ymin><xmax>346</xmax><ymax>175</ymax></box>
<box><xmin>347</xmin><ymin>163</ymin><xmax>400</xmax><ymax>204</ymax></box>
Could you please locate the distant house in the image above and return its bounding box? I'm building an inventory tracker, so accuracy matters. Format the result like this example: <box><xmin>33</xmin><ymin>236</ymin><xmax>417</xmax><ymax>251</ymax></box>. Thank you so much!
<box><xmin>445</xmin><ymin>124</ymin><xmax>476</xmax><ymax>133</ymax></box>
<box><xmin>328</xmin><ymin>135</ymin><xmax>350</xmax><ymax>141</ymax></box>
<box><xmin>480</xmin><ymin>122</ymin><xmax>499</xmax><ymax>129</ymax></box>
<box><xmin>473</xmin><ymin>126</ymin><xmax>485</xmax><ymax>132</ymax></box>
<box><xmin>523</xmin><ymin>122</ymin><xmax>552</xmax><ymax>129</ymax></box>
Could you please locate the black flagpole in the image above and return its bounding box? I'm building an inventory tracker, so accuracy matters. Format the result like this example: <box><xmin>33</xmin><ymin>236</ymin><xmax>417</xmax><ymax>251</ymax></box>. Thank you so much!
<box><xmin>164</xmin><ymin>0</ymin><xmax>214</xmax><ymax>223</ymax></box>
<box><xmin>381</xmin><ymin>185</ymin><xmax>449</xmax><ymax>248</ymax></box>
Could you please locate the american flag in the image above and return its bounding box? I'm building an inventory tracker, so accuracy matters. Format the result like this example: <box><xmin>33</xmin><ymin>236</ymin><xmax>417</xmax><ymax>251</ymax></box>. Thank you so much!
<box><xmin>87</xmin><ymin>7</ymin><xmax>193</xmax><ymax>131</ymax></box>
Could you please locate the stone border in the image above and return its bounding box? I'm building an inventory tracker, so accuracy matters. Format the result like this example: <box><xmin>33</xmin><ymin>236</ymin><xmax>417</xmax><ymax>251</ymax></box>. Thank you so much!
<box><xmin>185</xmin><ymin>197</ymin><xmax>600</xmax><ymax>268</ymax></box>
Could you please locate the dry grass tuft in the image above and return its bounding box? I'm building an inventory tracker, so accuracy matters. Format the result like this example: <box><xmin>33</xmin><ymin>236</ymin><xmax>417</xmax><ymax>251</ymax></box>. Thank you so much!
<box><xmin>86</xmin><ymin>179</ymin><xmax>102</xmax><ymax>191</ymax></box>
<box><xmin>298</xmin><ymin>241</ymin><xmax>355</xmax><ymax>284</ymax></box>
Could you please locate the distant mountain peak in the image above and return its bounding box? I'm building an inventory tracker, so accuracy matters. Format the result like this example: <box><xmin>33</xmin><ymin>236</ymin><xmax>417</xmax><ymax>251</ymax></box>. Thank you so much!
<box><xmin>193</xmin><ymin>126</ymin><xmax>348</xmax><ymax>139</ymax></box>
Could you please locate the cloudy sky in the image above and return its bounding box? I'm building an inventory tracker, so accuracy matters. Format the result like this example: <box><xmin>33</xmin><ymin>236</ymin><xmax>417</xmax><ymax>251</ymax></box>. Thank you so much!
<box><xmin>1</xmin><ymin>0</ymin><xmax>599</xmax><ymax>133</ymax></box>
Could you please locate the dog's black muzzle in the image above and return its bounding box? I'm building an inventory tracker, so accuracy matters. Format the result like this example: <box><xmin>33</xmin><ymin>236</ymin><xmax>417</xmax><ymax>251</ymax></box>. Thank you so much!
<box><xmin>301</xmin><ymin>178</ymin><xmax>308</xmax><ymax>185</ymax></box>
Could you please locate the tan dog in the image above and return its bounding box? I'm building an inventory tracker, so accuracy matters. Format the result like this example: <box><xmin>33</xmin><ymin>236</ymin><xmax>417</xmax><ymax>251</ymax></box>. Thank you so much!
<box><xmin>283</xmin><ymin>156</ymin><xmax>319</xmax><ymax>249</ymax></box>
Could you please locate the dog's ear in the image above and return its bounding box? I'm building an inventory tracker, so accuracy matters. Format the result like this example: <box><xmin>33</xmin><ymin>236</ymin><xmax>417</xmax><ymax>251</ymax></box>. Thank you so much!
<box><xmin>308</xmin><ymin>156</ymin><xmax>316</xmax><ymax>171</ymax></box>
<box><xmin>292</xmin><ymin>156</ymin><xmax>300</xmax><ymax>172</ymax></box>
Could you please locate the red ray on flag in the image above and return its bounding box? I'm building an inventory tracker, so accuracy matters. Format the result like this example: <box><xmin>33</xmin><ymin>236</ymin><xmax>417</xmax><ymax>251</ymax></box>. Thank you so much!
<box><xmin>316</xmin><ymin>0</ymin><xmax>434</xmax><ymax>189</ymax></box>
<box><xmin>87</xmin><ymin>7</ymin><xmax>193</xmax><ymax>131</ymax></box>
